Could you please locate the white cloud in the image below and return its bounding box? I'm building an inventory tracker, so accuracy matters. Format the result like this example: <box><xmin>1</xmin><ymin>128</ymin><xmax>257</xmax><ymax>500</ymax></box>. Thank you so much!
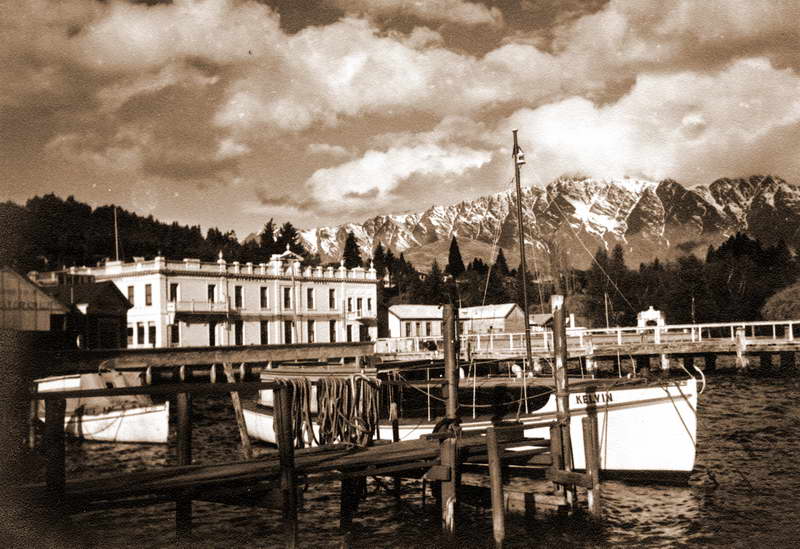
<box><xmin>305</xmin><ymin>143</ymin><xmax>492</xmax><ymax>212</ymax></box>
<box><xmin>307</xmin><ymin>143</ymin><xmax>353</xmax><ymax>158</ymax></box>
<box><xmin>504</xmin><ymin>58</ymin><xmax>800</xmax><ymax>186</ymax></box>
<box><xmin>330</xmin><ymin>0</ymin><xmax>504</xmax><ymax>28</ymax></box>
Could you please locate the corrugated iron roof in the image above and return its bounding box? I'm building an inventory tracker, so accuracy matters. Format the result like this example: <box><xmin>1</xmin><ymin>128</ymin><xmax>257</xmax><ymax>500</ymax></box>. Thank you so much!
<box><xmin>459</xmin><ymin>303</ymin><xmax>519</xmax><ymax>319</ymax></box>
<box><xmin>388</xmin><ymin>304</ymin><xmax>443</xmax><ymax>319</ymax></box>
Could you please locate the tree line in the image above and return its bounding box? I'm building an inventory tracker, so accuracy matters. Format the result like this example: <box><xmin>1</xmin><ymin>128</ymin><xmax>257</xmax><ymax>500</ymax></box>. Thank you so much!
<box><xmin>2</xmin><ymin>194</ymin><xmax>796</xmax><ymax>325</ymax></box>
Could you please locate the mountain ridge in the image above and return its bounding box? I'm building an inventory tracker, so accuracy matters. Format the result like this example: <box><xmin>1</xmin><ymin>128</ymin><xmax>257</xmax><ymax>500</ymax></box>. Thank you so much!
<box><xmin>297</xmin><ymin>175</ymin><xmax>796</xmax><ymax>270</ymax></box>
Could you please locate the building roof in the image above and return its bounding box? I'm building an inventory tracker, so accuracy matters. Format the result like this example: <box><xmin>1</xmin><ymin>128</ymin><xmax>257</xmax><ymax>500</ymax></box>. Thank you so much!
<box><xmin>459</xmin><ymin>303</ymin><xmax>519</xmax><ymax>320</ymax></box>
<box><xmin>42</xmin><ymin>281</ymin><xmax>131</xmax><ymax>314</ymax></box>
<box><xmin>388</xmin><ymin>304</ymin><xmax>442</xmax><ymax>320</ymax></box>
<box><xmin>530</xmin><ymin>313</ymin><xmax>553</xmax><ymax>326</ymax></box>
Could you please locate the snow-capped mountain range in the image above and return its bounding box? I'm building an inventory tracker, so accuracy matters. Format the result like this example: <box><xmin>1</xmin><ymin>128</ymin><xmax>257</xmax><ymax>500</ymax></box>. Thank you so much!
<box><xmin>298</xmin><ymin>175</ymin><xmax>800</xmax><ymax>270</ymax></box>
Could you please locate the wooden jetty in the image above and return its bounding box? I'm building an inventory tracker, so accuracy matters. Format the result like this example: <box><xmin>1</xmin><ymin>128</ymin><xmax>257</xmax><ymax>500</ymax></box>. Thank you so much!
<box><xmin>17</xmin><ymin>303</ymin><xmax>602</xmax><ymax>548</ymax></box>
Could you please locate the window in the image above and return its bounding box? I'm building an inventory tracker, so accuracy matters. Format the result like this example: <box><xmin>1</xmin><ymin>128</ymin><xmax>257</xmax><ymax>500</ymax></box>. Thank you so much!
<box><xmin>284</xmin><ymin>320</ymin><xmax>293</xmax><ymax>343</ymax></box>
<box><xmin>347</xmin><ymin>297</ymin><xmax>353</xmax><ymax>312</ymax></box>
<box><xmin>145</xmin><ymin>284</ymin><xmax>152</xmax><ymax>306</ymax></box>
<box><xmin>329</xmin><ymin>289</ymin><xmax>336</xmax><ymax>309</ymax></box>
<box><xmin>127</xmin><ymin>286</ymin><xmax>134</xmax><ymax>306</ymax></box>
<box><xmin>329</xmin><ymin>320</ymin><xmax>336</xmax><ymax>342</ymax></box>
<box><xmin>415</xmin><ymin>322</ymin><xmax>421</xmax><ymax>336</ymax></box>
<box><xmin>357</xmin><ymin>297</ymin><xmax>363</xmax><ymax>313</ymax></box>
<box><xmin>260</xmin><ymin>320</ymin><xmax>269</xmax><ymax>345</ymax></box>
<box><xmin>136</xmin><ymin>322</ymin><xmax>144</xmax><ymax>345</ymax></box>
<box><xmin>209</xmin><ymin>321</ymin><xmax>216</xmax><ymax>346</ymax></box>
<box><xmin>170</xmin><ymin>324</ymin><xmax>180</xmax><ymax>345</ymax></box>
<box><xmin>346</xmin><ymin>324</ymin><xmax>353</xmax><ymax>342</ymax></box>
<box><xmin>367</xmin><ymin>298</ymin><xmax>372</xmax><ymax>311</ymax></box>
<box><xmin>234</xmin><ymin>320</ymin><xmax>243</xmax><ymax>345</ymax></box>
<box><xmin>405</xmin><ymin>322</ymin><xmax>412</xmax><ymax>337</ymax></box>
<box><xmin>307</xmin><ymin>288</ymin><xmax>315</xmax><ymax>309</ymax></box>
<box><xmin>425</xmin><ymin>321</ymin><xmax>431</xmax><ymax>336</ymax></box>
<box><xmin>307</xmin><ymin>320</ymin><xmax>315</xmax><ymax>343</ymax></box>
<box><xmin>283</xmin><ymin>287</ymin><xmax>292</xmax><ymax>309</ymax></box>
<box><xmin>234</xmin><ymin>285</ymin><xmax>243</xmax><ymax>308</ymax></box>
<box><xmin>207</xmin><ymin>284</ymin><xmax>216</xmax><ymax>302</ymax></box>
<box><xmin>260</xmin><ymin>287</ymin><xmax>268</xmax><ymax>309</ymax></box>
<box><xmin>148</xmin><ymin>322</ymin><xmax>156</xmax><ymax>346</ymax></box>
<box><xmin>126</xmin><ymin>325</ymin><xmax>133</xmax><ymax>346</ymax></box>
<box><xmin>169</xmin><ymin>283</ymin><xmax>179</xmax><ymax>302</ymax></box>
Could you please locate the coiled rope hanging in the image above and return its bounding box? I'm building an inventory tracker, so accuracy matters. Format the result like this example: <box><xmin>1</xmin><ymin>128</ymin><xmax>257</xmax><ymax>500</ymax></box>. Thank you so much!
<box><xmin>277</xmin><ymin>376</ymin><xmax>380</xmax><ymax>448</ymax></box>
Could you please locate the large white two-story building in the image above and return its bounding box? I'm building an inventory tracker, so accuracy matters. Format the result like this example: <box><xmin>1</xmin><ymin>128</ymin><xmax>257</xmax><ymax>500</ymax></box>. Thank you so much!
<box><xmin>34</xmin><ymin>248</ymin><xmax>378</xmax><ymax>348</ymax></box>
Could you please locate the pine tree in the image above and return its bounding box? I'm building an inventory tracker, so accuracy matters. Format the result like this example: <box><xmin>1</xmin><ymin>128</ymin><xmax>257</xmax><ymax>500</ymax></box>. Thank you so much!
<box><xmin>445</xmin><ymin>236</ymin><xmax>465</xmax><ymax>279</ymax></box>
<box><xmin>372</xmin><ymin>242</ymin><xmax>387</xmax><ymax>278</ymax></box>
<box><xmin>495</xmin><ymin>248</ymin><xmax>510</xmax><ymax>277</ymax></box>
<box><xmin>342</xmin><ymin>231</ymin><xmax>363</xmax><ymax>268</ymax></box>
<box><xmin>260</xmin><ymin>218</ymin><xmax>277</xmax><ymax>257</ymax></box>
<box><xmin>275</xmin><ymin>222</ymin><xmax>307</xmax><ymax>257</ymax></box>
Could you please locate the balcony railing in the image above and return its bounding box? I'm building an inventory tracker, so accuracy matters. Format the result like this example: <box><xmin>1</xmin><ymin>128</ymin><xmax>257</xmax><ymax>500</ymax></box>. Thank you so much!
<box><xmin>346</xmin><ymin>309</ymin><xmax>376</xmax><ymax>321</ymax></box>
<box><xmin>167</xmin><ymin>300</ymin><xmax>234</xmax><ymax>313</ymax></box>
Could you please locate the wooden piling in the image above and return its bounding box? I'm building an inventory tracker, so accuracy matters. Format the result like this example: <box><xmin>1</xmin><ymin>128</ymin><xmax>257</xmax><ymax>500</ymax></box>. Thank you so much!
<box><xmin>550</xmin><ymin>295</ymin><xmax>576</xmax><ymax>510</ymax></box>
<box><xmin>735</xmin><ymin>327</ymin><xmax>749</xmax><ymax>370</ymax></box>
<box><xmin>758</xmin><ymin>353</ymin><xmax>773</xmax><ymax>371</ymax></box>
<box><xmin>780</xmin><ymin>351</ymin><xmax>796</xmax><ymax>372</ymax></box>
<box><xmin>274</xmin><ymin>382</ymin><xmax>298</xmax><ymax>548</ymax></box>
<box><xmin>582</xmin><ymin>415</ymin><xmax>601</xmax><ymax>518</ymax></box>
<box><xmin>44</xmin><ymin>397</ymin><xmax>66</xmax><ymax>508</ymax></box>
<box><xmin>176</xmin><ymin>391</ymin><xmax>192</xmax><ymax>537</ymax></box>
<box><xmin>223</xmin><ymin>362</ymin><xmax>253</xmax><ymax>459</ymax></box>
<box><xmin>440</xmin><ymin>303</ymin><xmax>460</xmax><ymax>536</ymax></box>
<box><xmin>704</xmin><ymin>353</ymin><xmax>717</xmax><ymax>372</ymax></box>
<box><xmin>486</xmin><ymin>426</ymin><xmax>505</xmax><ymax>548</ymax></box>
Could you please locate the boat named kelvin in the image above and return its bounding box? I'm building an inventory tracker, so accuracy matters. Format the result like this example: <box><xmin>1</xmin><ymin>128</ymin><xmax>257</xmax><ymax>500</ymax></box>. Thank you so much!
<box><xmin>243</xmin><ymin>360</ymin><xmax>700</xmax><ymax>483</ymax></box>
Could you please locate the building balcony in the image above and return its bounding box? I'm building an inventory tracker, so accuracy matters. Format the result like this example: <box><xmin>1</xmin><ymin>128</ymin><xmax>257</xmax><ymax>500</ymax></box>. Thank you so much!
<box><xmin>167</xmin><ymin>300</ymin><xmax>237</xmax><ymax>314</ymax></box>
<box><xmin>346</xmin><ymin>309</ymin><xmax>376</xmax><ymax>321</ymax></box>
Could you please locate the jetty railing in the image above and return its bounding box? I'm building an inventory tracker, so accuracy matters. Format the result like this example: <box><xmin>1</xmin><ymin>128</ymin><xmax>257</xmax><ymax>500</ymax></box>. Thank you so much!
<box><xmin>375</xmin><ymin>318</ymin><xmax>800</xmax><ymax>357</ymax></box>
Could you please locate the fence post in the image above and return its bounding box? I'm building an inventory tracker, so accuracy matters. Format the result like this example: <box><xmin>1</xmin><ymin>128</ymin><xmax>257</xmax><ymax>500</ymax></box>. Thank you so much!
<box><xmin>551</xmin><ymin>295</ymin><xmax>576</xmax><ymax>510</ymax></box>
<box><xmin>441</xmin><ymin>304</ymin><xmax>461</xmax><ymax>537</ymax></box>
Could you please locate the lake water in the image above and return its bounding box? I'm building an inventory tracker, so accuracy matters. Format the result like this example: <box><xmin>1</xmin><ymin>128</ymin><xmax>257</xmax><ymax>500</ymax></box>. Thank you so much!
<box><xmin>12</xmin><ymin>371</ymin><xmax>800</xmax><ymax>548</ymax></box>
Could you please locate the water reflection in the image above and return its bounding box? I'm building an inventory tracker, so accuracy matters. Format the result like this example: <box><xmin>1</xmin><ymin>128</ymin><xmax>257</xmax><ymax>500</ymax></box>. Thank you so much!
<box><xmin>51</xmin><ymin>374</ymin><xmax>800</xmax><ymax>547</ymax></box>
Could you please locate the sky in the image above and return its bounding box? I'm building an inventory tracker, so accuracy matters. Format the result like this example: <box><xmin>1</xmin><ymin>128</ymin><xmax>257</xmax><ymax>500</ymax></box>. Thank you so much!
<box><xmin>2</xmin><ymin>0</ymin><xmax>800</xmax><ymax>239</ymax></box>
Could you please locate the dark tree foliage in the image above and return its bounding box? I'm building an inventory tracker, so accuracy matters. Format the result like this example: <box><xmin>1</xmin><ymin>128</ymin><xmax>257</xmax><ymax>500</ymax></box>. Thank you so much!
<box><xmin>417</xmin><ymin>261</ymin><xmax>448</xmax><ymax>304</ymax></box>
<box><xmin>494</xmin><ymin>248</ymin><xmax>510</xmax><ymax>277</ymax></box>
<box><xmin>1</xmin><ymin>194</ymin><xmax>311</xmax><ymax>272</ymax></box>
<box><xmin>372</xmin><ymin>242</ymin><xmax>387</xmax><ymax>279</ymax></box>
<box><xmin>445</xmin><ymin>236</ymin><xmax>466</xmax><ymax>279</ymax></box>
<box><xmin>260</xmin><ymin>219</ymin><xmax>278</xmax><ymax>256</ymax></box>
<box><xmin>275</xmin><ymin>222</ymin><xmax>308</xmax><ymax>258</ymax></box>
<box><xmin>342</xmin><ymin>231</ymin><xmax>363</xmax><ymax>268</ymax></box>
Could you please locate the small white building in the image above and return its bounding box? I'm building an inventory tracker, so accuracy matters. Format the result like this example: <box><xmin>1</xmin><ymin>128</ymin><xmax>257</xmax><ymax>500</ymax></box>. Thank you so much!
<box><xmin>33</xmin><ymin>249</ymin><xmax>378</xmax><ymax>348</ymax></box>
<box><xmin>388</xmin><ymin>304</ymin><xmax>443</xmax><ymax>338</ymax></box>
<box><xmin>459</xmin><ymin>303</ymin><xmax>526</xmax><ymax>334</ymax></box>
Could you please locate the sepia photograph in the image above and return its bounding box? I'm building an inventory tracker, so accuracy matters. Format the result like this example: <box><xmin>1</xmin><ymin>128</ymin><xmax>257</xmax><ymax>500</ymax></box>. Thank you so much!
<box><xmin>1</xmin><ymin>1</ymin><xmax>799</xmax><ymax>547</ymax></box>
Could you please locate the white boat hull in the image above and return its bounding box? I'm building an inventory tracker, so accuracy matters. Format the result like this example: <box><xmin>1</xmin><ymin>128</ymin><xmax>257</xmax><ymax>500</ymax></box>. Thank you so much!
<box><xmin>36</xmin><ymin>373</ymin><xmax>169</xmax><ymax>444</ymax></box>
<box><xmin>62</xmin><ymin>402</ymin><xmax>170</xmax><ymax>443</ymax></box>
<box><xmin>244</xmin><ymin>378</ymin><xmax>698</xmax><ymax>478</ymax></box>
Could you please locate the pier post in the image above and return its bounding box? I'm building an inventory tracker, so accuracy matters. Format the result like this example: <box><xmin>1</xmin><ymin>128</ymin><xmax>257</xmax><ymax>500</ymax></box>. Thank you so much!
<box><xmin>735</xmin><ymin>328</ymin><xmax>749</xmax><ymax>370</ymax></box>
<box><xmin>486</xmin><ymin>426</ymin><xmax>505</xmax><ymax>548</ymax></box>
<box><xmin>758</xmin><ymin>353</ymin><xmax>773</xmax><ymax>372</ymax></box>
<box><xmin>44</xmin><ymin>397</ymin><xmax>66</xmax><ymax>509</ymax></box>
<box><xmin>440</xmin><ymin>303</ymin><xmax>461</xmax><ymax>536</ymax></box>
<box><xmin>274</xmin><ymin>382</ymin><xmax>298</xmax><ymax>548</ymax></box>
<box><xmin>659</xmin><ymin>354</ymin><xmax>670</xmax><ymax>372</ymax></box>
<box><xmin>704</xmin><ymin>353</ymin><xmax>717</xmax><ymax>372</ymax></box>
<box><xmin>551</xmin><ymin>295</ymin><xmax>576</xmax><ymax>510</ymax></box>
<box><xmin>582</xmin><ymin>415</ymin><xmax>601</xmax><ymax>518</ymax></box>
<box><xmin>780</xmin><ymin>351</ymin><xmax>796</xmax><ymax>372</ymax></box>
<box><xmin>176</xmin><ymin>391</ymin><xmax>192</xmax><ymax>538</ymax></box>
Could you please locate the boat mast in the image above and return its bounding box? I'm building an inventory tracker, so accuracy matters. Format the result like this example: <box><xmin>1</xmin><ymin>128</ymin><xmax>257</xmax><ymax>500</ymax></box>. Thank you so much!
<box><xmin>512</xmin><ymin>130</ymin><xmax>534</xmax><ymax>375</ymax></box>
<box><xmin>113</xmin><ymin>206</ymin><xmax>120</xmax><ymax>261</ymax></box>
